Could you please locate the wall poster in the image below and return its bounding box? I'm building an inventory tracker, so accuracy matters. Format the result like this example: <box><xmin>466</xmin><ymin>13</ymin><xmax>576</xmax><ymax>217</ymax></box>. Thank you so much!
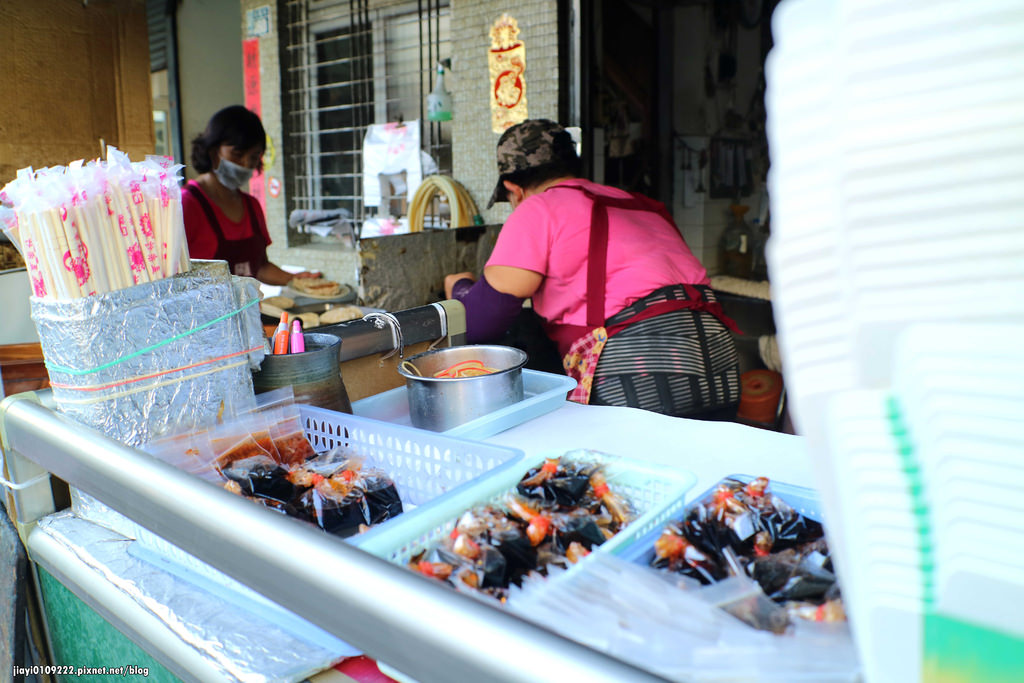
<box><xmin>488</xmin><ymin>14</ymin><xmax>528</xmax><ymax>134</ymax></box>
<box><xmin>243</xmin><ymin>38</ymin><xmax>266</xmax><ymax>211</ymax></box>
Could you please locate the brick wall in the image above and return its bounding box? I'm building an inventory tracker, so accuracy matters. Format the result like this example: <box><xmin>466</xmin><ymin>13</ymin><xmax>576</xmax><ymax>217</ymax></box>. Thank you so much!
<box><xmin>451</xmin><ymin>0</ymin><xmax>561</xmax><ymax>225</ymax></box>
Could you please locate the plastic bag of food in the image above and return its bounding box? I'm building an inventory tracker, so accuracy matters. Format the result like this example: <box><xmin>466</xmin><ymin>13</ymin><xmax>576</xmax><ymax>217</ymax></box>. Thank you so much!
<box><xmin>750</xmin><ymin>537</ymin><xmax>837</xmax><ymax>603</ymax></box>
<box><xmin>238</xmin><ymin>412</ymin><xmax>282</xmax><ymax>464</ymax></box>
<box><xmin>142</xmin><ymin>430</ymin><xmax>223</xmax><ymax>484</ymax></box>
<box><xmin>295</xmin><ymin>476</ymin><xmax>373</xmax><ymax>537</ymax></box>
<box><xmin>266</xmin><ymin>405</ymin><xmax>316</xmax><ymax>466</ymax></box>
<box><xmin>220</xmin><ymin>454</ymin><xmax>298</xmax><ymax>504</ymax></box>
<box><xmin>516</xmin><ymin>456</ymin><xmax>594</xmax><ymax>505</ymax></box>
<box><xmin>288</xmin><ymin>448</ymin><xmax>403</xmax><ymax>537</ymax></box>
<box><xmin>698</xmin><ymin>576</ymin><xmax>791</xmax><ymax>635</ymax></box>
<box><xmin>651</xmin><ymin>521</ymin><xmax>727</xmax><ymax>585</ymax></box>
<box><xmin>209</xmin><ymin>418</ymin><xmax>276</xmax><ymax>470</ymax></box>
<box><xmin>307</xmin><ymin>448</ymin><xmax>402</xmax><ymax>522</ymax></box>
<box><xmin>249</xmin><ymin>386</ymin><xmax>295</xmax><ymax>414</ymax></box>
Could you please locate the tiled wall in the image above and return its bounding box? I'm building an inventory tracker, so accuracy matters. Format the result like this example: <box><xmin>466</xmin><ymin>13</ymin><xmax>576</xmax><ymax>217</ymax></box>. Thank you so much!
<box><xmin>451</xmin><ymin>0</ymin><xmax>562</xmax><ymax>225</ymax></box>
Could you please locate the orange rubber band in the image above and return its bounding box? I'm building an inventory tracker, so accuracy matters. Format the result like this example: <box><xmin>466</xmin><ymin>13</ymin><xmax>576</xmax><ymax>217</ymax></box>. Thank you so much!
<box><xmin>50</xmin><ymin>345</ymin><xmax>263</xmax><ymax>392</ymax></box>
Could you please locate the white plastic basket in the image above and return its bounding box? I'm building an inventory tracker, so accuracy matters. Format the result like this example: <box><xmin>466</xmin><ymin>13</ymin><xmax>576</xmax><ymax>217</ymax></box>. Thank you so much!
<box><xmin>297</xmin><ymin>405</ymin><xmax>527</xmax><ymax>542</ymax></box>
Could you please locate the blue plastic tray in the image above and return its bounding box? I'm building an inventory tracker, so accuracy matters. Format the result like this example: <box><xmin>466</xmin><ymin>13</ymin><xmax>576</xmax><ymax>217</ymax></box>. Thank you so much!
<box><xmin>618</xmin><ymin>474</ymin><xmax>821</xmax><ymax>567</ymax></box>
<box><xmin>351</xmin><ymin>369</ymin><xmax>578</xmax><ymax>440</ymax></box>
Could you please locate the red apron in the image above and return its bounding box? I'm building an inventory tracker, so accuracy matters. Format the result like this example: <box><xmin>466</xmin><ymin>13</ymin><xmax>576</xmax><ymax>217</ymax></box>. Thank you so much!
<box><xmin>185</xmin><ymin>185</ymin><xmax>268</xmax><ymax>278</ymax></box>
<box><xmin>551</xmin><ymin>185</ymin><xmax>739</xmax><ymax>404</ymax></box>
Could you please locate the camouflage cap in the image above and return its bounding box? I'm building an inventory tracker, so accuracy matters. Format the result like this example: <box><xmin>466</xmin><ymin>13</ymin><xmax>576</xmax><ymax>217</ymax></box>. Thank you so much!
<box><xmin>487</xmin><ymin>119</ymin><xmax>578</xmax><ymax>208</ymax></box>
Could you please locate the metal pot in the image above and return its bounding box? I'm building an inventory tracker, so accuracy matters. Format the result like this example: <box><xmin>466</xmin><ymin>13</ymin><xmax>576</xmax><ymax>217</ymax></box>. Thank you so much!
<box><xmin>397</xmin><ymin>345</ymin><xmax>528</xmax><ymax>432</ymax></box>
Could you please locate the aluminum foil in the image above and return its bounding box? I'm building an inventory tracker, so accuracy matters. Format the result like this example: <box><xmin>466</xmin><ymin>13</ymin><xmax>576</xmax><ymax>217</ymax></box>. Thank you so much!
<box><xmin>36</xmin><ymin>511</ymin><xmax>352</xmax><ymax>682</ymax></box>
<box><xmin>30</xmin><ymin>260</ymin><xmax>265</xmax><ymax>447</ymax></box>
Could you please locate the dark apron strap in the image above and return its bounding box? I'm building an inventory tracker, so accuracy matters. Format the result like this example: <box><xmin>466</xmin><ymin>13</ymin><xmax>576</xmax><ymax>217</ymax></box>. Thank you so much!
<box><xmin>549</xmin><ymin>184</ymin><xmax>740</xmax><ymax>338</ymax></box>
<box><xmin>184</xmin><ymin>183</ymin><xmax>228</xmax><ymax>255</ymax></box>
<box><xmin>185</xmin><ymin>183</ymin><xmax>267</xmax><ymax>276</ymax></box>
<box><xmin>243</xmin><ymin>193</ymin><xmax>261</xmax><ymax>242</ymax></box>
<box><xmin>552</xmin><ymin>185</ymin><xmax>670</xmax><ymax>327</ymax></box>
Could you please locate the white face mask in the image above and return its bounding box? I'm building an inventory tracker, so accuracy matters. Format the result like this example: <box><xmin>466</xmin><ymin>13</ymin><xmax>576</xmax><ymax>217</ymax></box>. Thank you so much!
<box><xmin>214</xmin><ymin>157</ymin><xmax>255</xmax><ymax>191</ymax></box>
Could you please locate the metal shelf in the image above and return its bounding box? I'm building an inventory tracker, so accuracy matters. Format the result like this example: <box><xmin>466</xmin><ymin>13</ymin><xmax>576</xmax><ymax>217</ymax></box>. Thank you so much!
<box><xmin>0</xmin><ymin>393</ymin><xmax>667</xmax><ymax>683</ymax></box>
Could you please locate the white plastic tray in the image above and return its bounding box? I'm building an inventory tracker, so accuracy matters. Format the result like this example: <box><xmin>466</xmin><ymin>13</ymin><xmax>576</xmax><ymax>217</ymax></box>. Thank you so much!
<box><xmin>351</xmin><ymin>369</ymin><xmax>578</xmax><ymax>440</ymax></box>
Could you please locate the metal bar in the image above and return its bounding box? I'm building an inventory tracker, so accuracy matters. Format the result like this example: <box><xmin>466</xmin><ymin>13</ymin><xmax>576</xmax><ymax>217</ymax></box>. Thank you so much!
<box><xmin>284</xmin><ymin>50</ymin><xmax>373</xmax><ymax>71</ymax></box>
<box><xmin>288</xmin><ymin>111</ymin><xmax>374</xmax><ymax>126</ymax></box>
<box><xmin>418</xmin><ymin>0</ymin><xmax>424</xmax><ymax>131</ymax></box>
<box><xmin>283</xmin><ymin>89</ymin><xmax>417</xmax><ymax>111</ymax></box>
<box><xmin>431</xmin><ymin>0</ymin><xmax>440</xmax><ymax>155</ymax></box>
<box><xmin>1</xmin><ymin>400</ymin><xmax>667</xmax><ymax>683</ymax></box>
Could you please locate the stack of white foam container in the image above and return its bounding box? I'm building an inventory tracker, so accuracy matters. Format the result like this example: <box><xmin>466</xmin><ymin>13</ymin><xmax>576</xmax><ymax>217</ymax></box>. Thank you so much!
<box><xmin>765</xmin><ymin>1</ymin><xmax>1024</xmax><ymax>680</ymax></box>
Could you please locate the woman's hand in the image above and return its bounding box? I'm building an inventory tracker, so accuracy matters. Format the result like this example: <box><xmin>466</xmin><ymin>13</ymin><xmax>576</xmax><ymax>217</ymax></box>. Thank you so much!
<box><xmin>257</xmin><ymin>262</ymin><xmax>320</xmax><ymax>286</ymax></box>
<box><xmin>445</xmin><ymin>271</ymin><xmax>476</xmax><ymax>299</ymax></box>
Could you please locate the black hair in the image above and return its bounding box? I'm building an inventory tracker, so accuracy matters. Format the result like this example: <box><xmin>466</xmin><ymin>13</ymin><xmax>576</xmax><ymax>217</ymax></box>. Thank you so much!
<box><xmin>190</xmin><ymin>105</ymin><xmax>267</xmax><ymax>173</ymax></box>
<box><xmin>500</xmin><ymin>158</ymin><xmax>583</xmax><ymax>195</ymax></box>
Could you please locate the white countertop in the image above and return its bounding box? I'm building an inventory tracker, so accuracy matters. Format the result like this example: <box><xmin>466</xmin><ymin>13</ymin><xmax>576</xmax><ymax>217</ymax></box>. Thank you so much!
<box><xmin>484</xmin><ymin>401</ymin><xmax>811</xmax><ymax>499</ymax></box>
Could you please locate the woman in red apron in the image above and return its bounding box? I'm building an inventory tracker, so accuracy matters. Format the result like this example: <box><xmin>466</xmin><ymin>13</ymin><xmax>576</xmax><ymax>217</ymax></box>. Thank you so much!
<box><xmin>446</xmin><ymin>119</ymin><xmax>741</xmax><ymax>419</ymax></box>
<box><xmin>183</xmin><ymin>106</ymin><xmax>318</xmax><ymax>285</ymax></box>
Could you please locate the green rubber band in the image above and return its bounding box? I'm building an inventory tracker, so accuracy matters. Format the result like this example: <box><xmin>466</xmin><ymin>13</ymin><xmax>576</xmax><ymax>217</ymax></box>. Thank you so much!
<box><xmin>44</xmin><ymin>298</ymin><xmax>260</xmax><ymax>377</ymax></box>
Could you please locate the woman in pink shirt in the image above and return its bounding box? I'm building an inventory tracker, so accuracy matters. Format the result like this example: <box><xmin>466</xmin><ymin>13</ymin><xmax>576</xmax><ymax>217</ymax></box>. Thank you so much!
<box><xmin>446</xmin><ymin>119</ymin><xmax>740</xmax><ymax>418</ymax></box>
<box><xmin>183</xmin><ymin>106</ymin><xmax>317</xmax><ymax>284</ymax></box>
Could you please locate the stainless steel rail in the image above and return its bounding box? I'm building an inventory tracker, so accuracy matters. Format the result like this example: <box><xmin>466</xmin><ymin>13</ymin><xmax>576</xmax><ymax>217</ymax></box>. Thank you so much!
<box><xmin>1</xmin><ymin>396</ymin><xmax>667</xmax><ymax>683</ymax></box>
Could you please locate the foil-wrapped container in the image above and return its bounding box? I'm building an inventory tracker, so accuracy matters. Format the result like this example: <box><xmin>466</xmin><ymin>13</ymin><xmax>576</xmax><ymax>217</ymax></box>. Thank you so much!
<box><xmin>36</xmin><ymin>511</ymin><xmax>351</xmax><ymax>682</ymax></box>
<box><xmin>30</xmin><ymin>260</ymin><xmax>265</xmax><ymax>447</ymax></box>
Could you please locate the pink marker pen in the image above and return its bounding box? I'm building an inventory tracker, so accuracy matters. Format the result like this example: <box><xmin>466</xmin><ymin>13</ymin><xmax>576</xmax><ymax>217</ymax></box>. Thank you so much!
<box><xmin>290</xmin><ymin>319</ymin><xmax>305</xmax><ymax>353</ymax></box>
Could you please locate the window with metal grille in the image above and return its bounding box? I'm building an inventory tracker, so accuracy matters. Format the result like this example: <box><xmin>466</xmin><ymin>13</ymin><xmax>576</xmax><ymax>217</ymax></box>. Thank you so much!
<box><xmin>282</xmin><ymin>0</ymin><xmax>451</xmax><ymax>240</ymax></box>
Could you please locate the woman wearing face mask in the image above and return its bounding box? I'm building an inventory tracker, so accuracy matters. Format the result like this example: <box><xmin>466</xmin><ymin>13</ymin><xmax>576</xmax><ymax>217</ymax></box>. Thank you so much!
<box><xmin>183</xmin><ymin>105</ymin><xmax>318</xmax><ymax>284</ymax></box>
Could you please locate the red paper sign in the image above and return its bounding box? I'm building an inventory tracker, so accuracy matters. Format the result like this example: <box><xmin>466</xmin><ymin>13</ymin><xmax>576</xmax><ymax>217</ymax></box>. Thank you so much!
<box><xmin>243</xmin><ymin>38</ymin><xmax>266</xmax><ymax>211</ymax></box>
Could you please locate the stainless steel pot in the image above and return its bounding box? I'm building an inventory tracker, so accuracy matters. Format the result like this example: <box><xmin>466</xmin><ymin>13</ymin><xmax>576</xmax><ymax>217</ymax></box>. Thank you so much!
<box><xmin>397</xmin><ymin>345</ymin><xmax>528</xmax><ymax>432</ymax></box>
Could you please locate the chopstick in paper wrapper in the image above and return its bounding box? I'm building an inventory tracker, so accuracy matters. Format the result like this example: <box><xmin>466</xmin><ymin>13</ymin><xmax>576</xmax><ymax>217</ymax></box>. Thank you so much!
<box><xmin>0</xmin><ymin>149</ymin><xmax>191</xmax><ymax>299</ymax></box>
<box><xmin>3</xmin><ymin>154</ymin><xmax>262</xmax><ymax>538</ymax></box>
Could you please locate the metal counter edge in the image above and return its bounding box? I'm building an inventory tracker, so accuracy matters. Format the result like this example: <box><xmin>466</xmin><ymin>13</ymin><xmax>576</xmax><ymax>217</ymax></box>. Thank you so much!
<box><xmin>0</xmin><ymin>396</ymin><xmax>667</xmax><ymax>683</ymax></box>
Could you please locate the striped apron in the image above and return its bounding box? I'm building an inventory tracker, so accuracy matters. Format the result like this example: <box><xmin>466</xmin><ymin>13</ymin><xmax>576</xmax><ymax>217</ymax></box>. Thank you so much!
<box><xmin>554</xmin><ymin>186</ymin><xmax>742</xmax><ymax>416</ymax></box>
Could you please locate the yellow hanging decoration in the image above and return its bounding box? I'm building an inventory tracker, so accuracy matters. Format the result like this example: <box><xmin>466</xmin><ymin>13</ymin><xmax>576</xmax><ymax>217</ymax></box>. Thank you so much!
<box><xmin>488</xmin><ymin>14</ymin><xmax>528</xmax><ymax>134</ymax></box>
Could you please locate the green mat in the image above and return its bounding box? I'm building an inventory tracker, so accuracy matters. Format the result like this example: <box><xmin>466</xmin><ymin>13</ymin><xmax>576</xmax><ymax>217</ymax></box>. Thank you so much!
<box><xmin>35</xmin><ymin>568</ymin><xmax>179</xmax><ymax>683</ymax></box>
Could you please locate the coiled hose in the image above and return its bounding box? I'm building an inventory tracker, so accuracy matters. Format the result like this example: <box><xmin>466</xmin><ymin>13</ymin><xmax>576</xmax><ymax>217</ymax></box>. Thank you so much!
<box><xmin>409</xmin><ymin>175</ymin><xmax>480</xmax><ymax>231</ymax></box>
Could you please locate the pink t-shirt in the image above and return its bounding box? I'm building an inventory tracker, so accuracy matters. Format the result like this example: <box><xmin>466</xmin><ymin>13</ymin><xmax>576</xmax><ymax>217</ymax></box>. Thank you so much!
<box><xmin>486</xmin><ymin>178</ymin><xmax>709</xmax><ymax>328</ymax></box>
